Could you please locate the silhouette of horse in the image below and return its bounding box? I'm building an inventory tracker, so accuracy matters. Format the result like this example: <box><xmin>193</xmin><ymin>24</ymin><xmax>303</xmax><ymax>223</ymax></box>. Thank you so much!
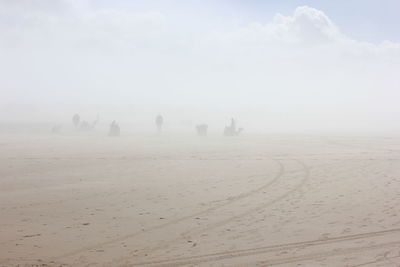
<box><xmin>196</xmin><ymin>124</ymin><xmax>208</xmax><ymax>136</ymax></box>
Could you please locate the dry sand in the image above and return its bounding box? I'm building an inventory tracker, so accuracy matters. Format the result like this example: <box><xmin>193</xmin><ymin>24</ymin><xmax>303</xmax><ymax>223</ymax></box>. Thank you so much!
<box><xmin>1</xmin><ymin>133</ymin><xmax>400</xmax><ymax>266</ymax></box>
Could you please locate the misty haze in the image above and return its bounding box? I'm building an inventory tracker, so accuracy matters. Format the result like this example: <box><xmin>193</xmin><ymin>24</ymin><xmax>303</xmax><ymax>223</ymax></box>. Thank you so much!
<box><xmin>1</xmin><ymin>1</ymin><xmax>400</xmax><ymax>266</ymax></box>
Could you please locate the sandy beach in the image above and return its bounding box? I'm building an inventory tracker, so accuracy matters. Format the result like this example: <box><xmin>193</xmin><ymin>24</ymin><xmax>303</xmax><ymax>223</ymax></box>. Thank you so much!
<box><xmin>2</xmin><ymin>0</ymin><xmax>399</xmax><ymax>265</ymax></box>
<box><xmin>1</xmin><ymin>133</ymin><xmax>400</xmax><ymax>266</ymax></box>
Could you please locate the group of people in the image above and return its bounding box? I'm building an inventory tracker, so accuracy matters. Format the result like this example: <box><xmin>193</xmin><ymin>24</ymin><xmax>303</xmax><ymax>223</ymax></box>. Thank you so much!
<box><xmin>69</xmin><ymin>114</ymin><xmax>242</xmax><ymax>137</ymax></box>
<box><xmin>72</xmin><ymin>114</ymin><xmax>98</xmax><ymax>131</ymax></box>
<box><xmin>107</xmin><ymin>114</ymin><xmax>164</xmax><ymax>137</ymax></box>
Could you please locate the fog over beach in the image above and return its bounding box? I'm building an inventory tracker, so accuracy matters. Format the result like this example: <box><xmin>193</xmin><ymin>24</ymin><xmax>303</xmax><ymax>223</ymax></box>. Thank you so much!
<box><xmin>1</xmin><ymin>0</ymin><xmax>399</xmax><ymax>133</ymax></box>
<box><xmin>1</xmin><ymin>1</ymin><xmax>400</xmax><ymax>266</ymax></box>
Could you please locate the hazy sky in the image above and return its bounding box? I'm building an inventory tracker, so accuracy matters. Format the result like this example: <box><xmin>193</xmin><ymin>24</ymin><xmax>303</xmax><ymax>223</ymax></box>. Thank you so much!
<box><xmin>0</xmin><ymin>0</ymin><xmax>399</xmax><ymax>132</ymax></box>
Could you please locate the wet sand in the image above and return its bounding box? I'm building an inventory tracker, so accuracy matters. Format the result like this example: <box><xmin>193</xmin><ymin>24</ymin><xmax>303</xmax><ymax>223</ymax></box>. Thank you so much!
<box><xmin>1</xmin><ymin>133</ymin><xmax>400</xmax><ymax>266</ymax></box>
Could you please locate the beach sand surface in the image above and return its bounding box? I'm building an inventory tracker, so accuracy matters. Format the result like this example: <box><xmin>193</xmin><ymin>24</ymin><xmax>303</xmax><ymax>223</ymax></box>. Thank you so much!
<box><xmin>1</xmin><ymin>133</ymin><xmax>400</xmax><ymax>266</ymax></box>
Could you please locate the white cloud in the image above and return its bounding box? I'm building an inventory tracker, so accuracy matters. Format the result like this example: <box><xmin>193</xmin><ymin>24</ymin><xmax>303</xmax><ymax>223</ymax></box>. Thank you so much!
<box><xmin>281</xmin><ymin>6</ymin><xmax>345</xmax><ymax>44</ymax></box>
<box><xmin>225</xmin><ymin>6</ymin><xmax>346</xmax><ymax>45</ymax></box>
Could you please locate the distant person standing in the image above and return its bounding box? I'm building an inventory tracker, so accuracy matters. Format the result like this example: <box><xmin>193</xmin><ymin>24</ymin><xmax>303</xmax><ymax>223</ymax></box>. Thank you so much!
<box><xmin>230</xmin><ymin>118</ymin><xmax>236</xmax><ymax>132</ymax></box>
<box><xmin>108</xmin><ymin>120</ymin><xmax>120</xmax><ymax>137</ymax></box>
<box><xmin>155</xmin><ymin>114</ymin><xmax>163</xmax><ymax>133</ymax></box>
<box><xmin>224</xmin><ymin>118</ymin><xmax>243</xmax><ymax>136</ymax></box>
<box><xmin>72</xmin><ymin>114</ymin><xmax>80</xmax><ymax>128</ymax></box>
<box><xmin>114</xmin><ymin>122</ymin><xmax>120</xmax><ymax>136</ymax></box>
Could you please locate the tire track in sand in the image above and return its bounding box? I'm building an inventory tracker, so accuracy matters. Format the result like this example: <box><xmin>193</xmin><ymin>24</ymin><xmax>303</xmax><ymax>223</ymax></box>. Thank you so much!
<box><xmin>128</xmin><ymin>227</ymin><xmax>400</xmax><ymax>266</ymax></box>
<box><xmin>113</xmin><ymin>159</ymin><xmax>309</xmax><ymax>265</ymax></box>
<box><xmin>184</xmin><ymin>159</ymin><xmax>309</xmax><ymax>237</ymax></box>
<box><xmin>51</xmin><ymin>158</ymin><xmax>285</xmax><ymax>261</ymax></box>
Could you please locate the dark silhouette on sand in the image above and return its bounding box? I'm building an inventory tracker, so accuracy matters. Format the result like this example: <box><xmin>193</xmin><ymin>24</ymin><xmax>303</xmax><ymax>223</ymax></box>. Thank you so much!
<box><xmin>155</xmin><ymin>114</ymin><xmax>163</xmax><ymax>133</ymax></box>
<box><xmin>108</xmin><ymin>121</ymin><xmax>120</xmax><ymax>137</ymax></box>
<box><xmin>72</xmin><ymin>114</ymin><xmax>80</xmax><ymax>128</ymax></box>
<box><xmin>196</xmin><ymin>124</ymin><xmax>208</xmax><ymax>136</ymax></box>
<box><xmin>92</xmin><ymin>115</ymin><xmax>99</xmax><ymax>129</ymax></box>
<box><xmin>51</xmin><ymin>125</ymin><xmax>62</xmax><ymax>134</ymax></box>
<box><xmin>73</xmin><ymin>114</ymin><xmax>98</xmax><ymax>132</ymax></box>
<box><xmin>79</xmin><ymin>121</ymin><xmax>91</xmax><ymax>131</ymax></box>
<box><xmin>224</xmin><ymin>118</ymin><xmax>243</xmax><ymax>136</ymax></box>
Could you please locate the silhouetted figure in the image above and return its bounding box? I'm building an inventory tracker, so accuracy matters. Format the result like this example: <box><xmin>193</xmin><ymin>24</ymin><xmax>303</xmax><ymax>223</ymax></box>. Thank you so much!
<box><xmin>196</xmin><ymin>124</ymin><xmax>208</xmax><ymax>136</ymax></box>
<box><xmin>114</xmin><ymin>122</ymin><xmax>120</xmax><ymax>136</ymax></box>
<box><xmin>230</xmin><ymin>118</ymin><xmax>235</xmax><ymax>131</ymax></box>
<box><xmin>108</xmin><ymin>121</ymin><xmax>120</xmax><ymax>137</ymax></box>
<box><xmin>155</xmin><ymin>114</ymin><xmax>163</xmax><ymax>133</ymax></box>
<box><xmin>74</xmin><ymin>115</ymin><xmax>98</xmax><ymax>132</ymax></box>
<box><xmin>79</xmin><ymin>121</ymin><xmax>91</xmax><ymax>131</ymax></box>
<box><xmin>224</xmin><ymin>118</ymin><xmax>243</xmax><ymax>136</ymax></box>
<box><xmin>91</xmin><ymin>115</ymin><xmax>99</xmax><ymax>130</ymax></box>
<box><xmin>51</xmin><ymin>125</ymin><xmax>61</xmax><ymax>134</ymax></box>
<box><xmin>72</xmin><ymin>114</ymin><xmax>80</xmax><ymax>128</ymax></box>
